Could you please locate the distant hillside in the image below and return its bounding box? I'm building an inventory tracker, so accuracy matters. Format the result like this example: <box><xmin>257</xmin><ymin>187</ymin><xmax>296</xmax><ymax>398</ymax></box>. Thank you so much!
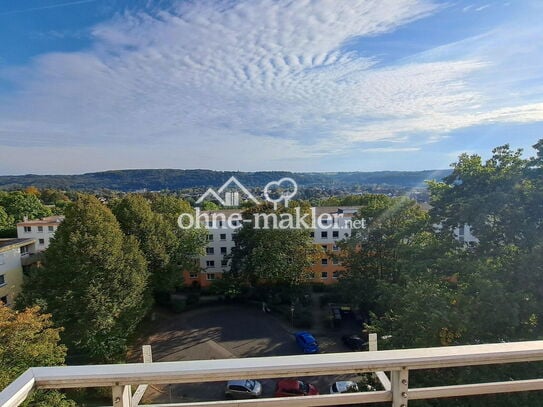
<box><xmin>0</xmin><ymin>169</ymin><xmax>452</xmax><ymax>191</ymax></box>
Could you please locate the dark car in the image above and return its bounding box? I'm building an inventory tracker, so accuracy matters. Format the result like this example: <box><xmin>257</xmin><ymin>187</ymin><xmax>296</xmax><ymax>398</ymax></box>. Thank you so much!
<box><xmin>342</xmin><ymin>334</ymin><xmax>368</xmax><ymax>351</ymax></box>
<box><xmin>295</xmin><ymin>331</ymin><xmax>319</xmax><ymax>353</ymax></box>
<box><xmin>275</xmin><ymin>379</ymin><xmax>319</xmax><ymax>397</ymax></box>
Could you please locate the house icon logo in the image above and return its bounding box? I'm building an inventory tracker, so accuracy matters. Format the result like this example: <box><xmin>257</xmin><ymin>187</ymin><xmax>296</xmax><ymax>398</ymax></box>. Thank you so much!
<box><xmin>196</xmin><ymin>176</ymin><xmax>260</xmax><ymax>207</ymax></box>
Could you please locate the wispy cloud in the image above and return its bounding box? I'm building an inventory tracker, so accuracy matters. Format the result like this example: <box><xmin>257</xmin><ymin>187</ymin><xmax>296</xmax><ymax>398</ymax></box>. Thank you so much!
<box><xmin>0</xmin><ymin>0</ymin><xmax>97</xmax><ymax>16</ymax></box>
<box><xmin>0</xmin><ymin>0</ymin><xmax>542</xmax><ymax>173</ymax></box>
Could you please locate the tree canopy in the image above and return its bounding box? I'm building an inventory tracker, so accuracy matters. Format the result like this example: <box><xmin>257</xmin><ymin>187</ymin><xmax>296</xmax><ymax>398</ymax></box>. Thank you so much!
<box><xmin>229</xmin><ymin>203</ymin><xmax>320</xmax><ymax>287</ymax></box>
<box><xmin>0</xmin><ymin>304</ymin><xmax>74</xmax><ymax>406</ymax></box>
<box><xmin>112</xmin><ymin>194</ymin><xmax>179</xmax><ymax>292</ymax></box>
<box><xmin>18</xmin><ymin>194</ymin><xmax>150</xmax><ymax>362</ymax></box>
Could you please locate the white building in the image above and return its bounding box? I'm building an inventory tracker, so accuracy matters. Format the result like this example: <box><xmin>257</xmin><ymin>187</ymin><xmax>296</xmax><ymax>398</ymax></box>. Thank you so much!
<box><xmin>16</xmin><ymin>215</ymin><xmax>64</xmax><ymax>251</ymax></box>
<box><xmin>0</xmin><ymin>238</ymin><xmax>36</xmax><ymax>306</ymax></box>
<box><xmin>186</xmin><ymin>207</ymin><xmax>361</xmax><ymax>286</ymax></box>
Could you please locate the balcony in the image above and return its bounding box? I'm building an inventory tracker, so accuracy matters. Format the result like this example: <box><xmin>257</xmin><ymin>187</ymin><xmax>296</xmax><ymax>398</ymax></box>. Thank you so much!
<box><xmin>2</xmin><ymin>340</ymin><xmax>543</xmax><ymax>407</ymax></box>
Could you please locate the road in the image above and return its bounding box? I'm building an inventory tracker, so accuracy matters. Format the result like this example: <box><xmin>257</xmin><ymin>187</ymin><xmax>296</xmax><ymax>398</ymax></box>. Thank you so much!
<box><xmin>130</xmin><ymin>304</ymin><xmax>365</xmax><ymax>403</ymax></box>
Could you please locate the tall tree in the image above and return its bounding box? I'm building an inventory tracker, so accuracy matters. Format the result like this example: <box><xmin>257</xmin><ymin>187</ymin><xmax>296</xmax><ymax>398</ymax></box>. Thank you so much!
<box><xmin>339</xmin><ymin>197</ymin><xmax>436</xmax><ymax>310</ymax></box>
<box><xmin>148</xmin><ymin>194</ymin><xmax>207</xmax><ymax>276</ymax></box>
<box><xmin>17</xmin><ymin>194</ymin><xmax>150</xmax><ymax>362</ymax></box>
<box><xmin>112</xmin><ymin>194</ymin><xmax>179</xmax><ymax>292</ymax></box>
<box><xmin>230</xmin><ymin>203</ymin><xmax>320</xmax><ymax>287</ymax></box>
<box><xmin>0</xmin><ymin>303</ymin><xmax>75</xmax><ymax>406</ymax></box>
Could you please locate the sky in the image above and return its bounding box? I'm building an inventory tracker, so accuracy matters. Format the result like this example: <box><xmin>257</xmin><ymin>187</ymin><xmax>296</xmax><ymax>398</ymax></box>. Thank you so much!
<box><xmin>0</xmin><ymin>0</ymin><xmax>542</xmax><ymax>175</ymax></box>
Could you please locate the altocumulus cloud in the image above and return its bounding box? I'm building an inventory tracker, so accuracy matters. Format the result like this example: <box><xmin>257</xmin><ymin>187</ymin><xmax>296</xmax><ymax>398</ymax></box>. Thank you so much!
<box><xmin>1</xmin><ymin>0</ymin><xmax>543</xmax><ymax>173</ymax></box>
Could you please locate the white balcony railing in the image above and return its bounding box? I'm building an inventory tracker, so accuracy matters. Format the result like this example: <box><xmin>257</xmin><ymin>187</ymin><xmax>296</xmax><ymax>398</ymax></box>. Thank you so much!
<box><xmin>2</xmin><ymin>340</ymin><xmax>543</xmax><ymax>407</ymax></box>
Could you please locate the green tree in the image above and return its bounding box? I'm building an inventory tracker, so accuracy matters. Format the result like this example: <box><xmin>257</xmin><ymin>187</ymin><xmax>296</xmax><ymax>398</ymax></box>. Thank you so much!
<box><xmin>112</xmin><ymin>194</ymin><xmax>179</xmax><ymax>292</ymax></box>
<box><xmin>0</xmin><ymin>304</ymin><xmax>75</xmax><ymax>407</ymax></box>
<box><xmin>0</xmin><ymin>191</ymin><xmax>52</xmax><ymax>222</ymax></box>
<box><xmin>149</xmin><ymin>194</ymin><xmax>207</xmax><ymax>275</ymax></box>
<box><xmin>339</xmin><ymin>197</ymin><xmax>435</xmax><ymax>310</ymax></box>
<box><xmin>18</xmin><ymin>194</ymin><xmax>150</xmax><ymax>362</ymax></box>
<box><xmin>0</xmin><ymin>206</ymin><xmax>15</xmax><ymax>237</ymax></box>
<box><xmin>230</xmin><ymin>203</ymin><xmax>320</xmax><ymax>288</ymax></box>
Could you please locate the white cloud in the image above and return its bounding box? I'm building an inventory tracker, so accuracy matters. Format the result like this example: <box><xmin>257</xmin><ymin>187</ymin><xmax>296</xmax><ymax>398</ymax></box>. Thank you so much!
<box><xmin>0</xmin><ymin>0</ymin><xmax>542</xmax><ymax>173</ymax></box>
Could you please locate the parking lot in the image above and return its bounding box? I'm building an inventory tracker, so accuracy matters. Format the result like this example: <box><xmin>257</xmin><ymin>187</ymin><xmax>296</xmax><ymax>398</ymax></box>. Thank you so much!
<box><xmin>131</xmin><ymin>304</ymin><xmax>365</xmax><ymax>403</ymax></box>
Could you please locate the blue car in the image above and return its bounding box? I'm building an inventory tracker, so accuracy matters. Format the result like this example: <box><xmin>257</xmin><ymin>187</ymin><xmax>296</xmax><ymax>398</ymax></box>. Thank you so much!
<box><xmin>295</xmin><ymin>331</ymin><xmax>319</xmax><ymax>354</ymax></box>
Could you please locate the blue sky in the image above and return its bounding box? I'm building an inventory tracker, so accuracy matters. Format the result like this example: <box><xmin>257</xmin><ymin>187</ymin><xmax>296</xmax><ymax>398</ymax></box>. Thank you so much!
<box><xmin>1</xmin><ymin>0</ymin><xmax>542</xmax><ymax>175</ymax></box>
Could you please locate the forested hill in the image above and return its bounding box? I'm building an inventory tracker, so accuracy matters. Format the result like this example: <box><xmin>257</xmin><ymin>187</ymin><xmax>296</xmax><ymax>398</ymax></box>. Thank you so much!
<box><xmin>0</xmin><ymin>169</ymin><xmax>452</xmax><ymax>191</ymax></box>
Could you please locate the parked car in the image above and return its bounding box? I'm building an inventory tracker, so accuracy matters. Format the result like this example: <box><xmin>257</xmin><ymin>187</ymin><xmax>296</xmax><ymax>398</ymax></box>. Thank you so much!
<box><xmin>225</xmin><ymin>380</ymin><xmax>262</xmax><ymax>399</ymax></box>
<box><xmin>295</xmin><ymin>331</ymin><xmax>319</xmax><ymax>353</ymax></box>
<box><xmin>275</xmin><ymin>379</ymin><xmax>319</xmax><ymax>397</ymax></box>
<box><xmin>330</xmin><ymin>380</ymin><xmax>359</xmax><ymax>394</ymax></box>
<box><xmin>342</xmin><ymin>334</ymin><xmax>368</xmax><ymax>351</ymax></box>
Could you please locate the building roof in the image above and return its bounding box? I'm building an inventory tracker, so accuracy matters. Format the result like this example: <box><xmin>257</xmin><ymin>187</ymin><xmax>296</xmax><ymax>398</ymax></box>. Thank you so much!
<box><xmin>0</xmin><ymin>238</ymin><xmax>36</xmax><ymax>253</ymax></box>
<box><xmin>17</xmin><ymin>215</ymin><xmax>64</xmax><ymax>227</ymax></box>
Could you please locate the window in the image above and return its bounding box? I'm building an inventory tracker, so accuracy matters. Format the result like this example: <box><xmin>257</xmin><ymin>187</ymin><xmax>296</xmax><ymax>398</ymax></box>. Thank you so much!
<box><xmin>321</xmin><ymin>258</ymin><xmax>328</xmax><ymax>265</ymax></box>
<box><xmin>189</xmin><ymin>272</ymin><xmax>198</xmax><ymax>279</ymax></box>
<box><xmin>333</xmin><ymin>258</ymin><xmax>340</xmax><ymax>265</ymax></box>
<box><xmin>39</xmin><ymin>239</ymin><xmax>45</xmax><ymax>245</ymax></box>
<box><xmin>208</xmin><ymin>221</ymin><xmax>213</xmax><ymax>227</ymax></box>
<box><xmin>37</xmin><ymin>226</ymin><xmax>43</xmax><ymax>233</ymax></box>
<box><xmin>221</xmin><ymin>259</ymin><xmax>228</xmax><ymax>266</ymax></box>
<box><xmin>322</xmin><ymin>218</ymin><xmax>329</xmax><ymax>225</ymax></box>
<box><xmin>24</xmin><ymin>226</ymin><xmax>31</xmax><ymax>233</ymax></box>
<box><xmin>321</xmin><ymin>231</ymin><xmax>328</xmax><ymax>238</ymax></box>
<box><xmin>321</xmin><ymin>271</ymin><xmax>328</xmax><ymax>279</ymax></box>
<box><xmin>0</xmin><ymin>254</ymin><xmax>4</xmax><ymax>265</ymax></box>
<box><xmin>220</xmin><ymin>247</ymin><xmax>227</xmax><ymax>255</ymax></box>
<box><xmin>333</xmin><ymin>245</ymin><xmax>339</xmax><ymax>251</ymax></box>
<box><xmin>48</xmin><ymin>226</ymin><xmax>54</xmax><ymax>232</ymax></box>
<box><xmin>332</xmin><ymin>231</ymin><xmax>339</xmax><ymax>238</ymax></box>
<box><xmin>206</xmin><ymin>260</ymin><xmax>215</xmax><ymax>267</ymax></box>
<box><xmin>0</xmin><ymin>274</ymin><xmax>5</xmax><ymax>286</ymax></box>
<box><xmin>206</xmin><ymin>273</ymin><xmax>216</xmax><ymax>280</ymax></box>
<box><xmin>321</xmin><ymin>245</ymin><xmax>327</xmax><ymax>251</ymax></box>
<box><xmin>207</xmin><ymin>234</ymin><xmax>214</xmax><ymax>241</ymax></box>
<box><xmin>310</xmin><ymin>231</ymin><xmax>315</xmax><ymax>237</ymax></box>
<box><xmin>333</xmin><ymin>271</ymin><xmax>340</xmax><ymax>279</ymax></box>
<box><xmin>20</xmin><ymin>246</ymin><xmax>29</xmax><ymax>256</ymax></box>
<box><xmin>220</xmin><ymin>233</ymin><xmax>227</xmax><ymax>240</ymax></box>
<box><xmin>206</xmin><ymin>247</ymin><xmax>214</xmax><ymax>255</ymax></box>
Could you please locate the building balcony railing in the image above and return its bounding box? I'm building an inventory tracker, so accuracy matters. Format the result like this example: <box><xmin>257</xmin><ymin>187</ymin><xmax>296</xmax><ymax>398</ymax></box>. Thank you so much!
<box><xmin>2</xmin><ymin>340</ymin><xmax>543</xmax><ymax>407</ymax></box>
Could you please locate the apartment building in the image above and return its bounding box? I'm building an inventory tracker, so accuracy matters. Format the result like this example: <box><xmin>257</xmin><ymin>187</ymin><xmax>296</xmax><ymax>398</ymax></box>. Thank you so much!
<box><xmin>183</xmin><ymin>207</ymin><xmax>360</xmax><ymax>287</ymax></box>
<box><xmin>16</xmin><ymin>215</ymin><xmax>64</xmax><ymax>251</ymax></box>
<box><xmin>0</xmin><ymin>238</ymin><xmax>36</xmax><ymax>306</ymax></box>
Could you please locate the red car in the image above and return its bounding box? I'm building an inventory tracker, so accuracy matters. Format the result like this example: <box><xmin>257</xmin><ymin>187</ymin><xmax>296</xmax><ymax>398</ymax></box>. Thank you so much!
<box><xmin>275</xmin><ymin>379</ymin><xmax>319</xmax><ymax>397</ymax></box>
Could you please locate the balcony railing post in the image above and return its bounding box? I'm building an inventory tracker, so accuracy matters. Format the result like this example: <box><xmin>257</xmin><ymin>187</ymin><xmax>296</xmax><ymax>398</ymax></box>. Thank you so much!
<box><xmin>391</xmin><ymin>367</ymin><xmax>409</xmax><ymax>407</ymax></box>
<box><xmin>112</xmin><ymin>385</ymin><xmax>132</xmax><ymax>407</ymax></box>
